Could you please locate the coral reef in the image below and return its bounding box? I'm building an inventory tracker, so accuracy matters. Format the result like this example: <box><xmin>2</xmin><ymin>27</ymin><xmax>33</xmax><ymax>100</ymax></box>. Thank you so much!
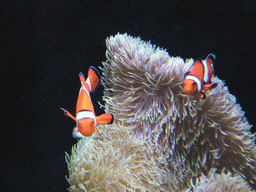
<box><xmin>65</xmin><ymin>33</ymin><xmax>256</xmax><ymax>191</ymax></box>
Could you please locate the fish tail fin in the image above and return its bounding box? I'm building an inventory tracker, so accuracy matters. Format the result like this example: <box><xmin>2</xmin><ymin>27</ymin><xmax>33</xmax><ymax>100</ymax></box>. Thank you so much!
<box><xmin>79</xmin><ymin>71</ymin><xmax>88</xmax><ymax>90</ymax></box>
<box><xmin>96</xmin><ymin>113</ymin><xmax>114</xmax><ymax>125</ymax></box>
<box><xmin>87</xmin><ymin>66</ymin><xmax>100</xmax><ymax>92</ymax></box>
<box><xmin>60</xmin><ymin>108</ymin><xmax>76</xmax><ymax>121</ymax></box>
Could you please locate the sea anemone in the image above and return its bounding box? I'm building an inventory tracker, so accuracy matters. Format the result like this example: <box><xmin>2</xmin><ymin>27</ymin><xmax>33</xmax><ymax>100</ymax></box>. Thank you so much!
<box><xmin>65</xmin><ymin>33</ymin><xmax>256</xmax><ymax>191</ymax></box>
<box><xmin>187</xmin><ymin>168</ymin><xmax>253</xmax><ymax>192</ymax></box>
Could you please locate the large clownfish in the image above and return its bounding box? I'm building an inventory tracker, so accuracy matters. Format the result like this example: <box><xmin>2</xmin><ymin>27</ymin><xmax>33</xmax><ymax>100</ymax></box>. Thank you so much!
<box><xmin>60</xmin><ymin>66</ymin><xmax>114</xmax><ymax>139</ymax></box>
<box><xmin>183</xmin><ymin>53</ymin><xmax>218</xmax><ymax>99</ymax></box>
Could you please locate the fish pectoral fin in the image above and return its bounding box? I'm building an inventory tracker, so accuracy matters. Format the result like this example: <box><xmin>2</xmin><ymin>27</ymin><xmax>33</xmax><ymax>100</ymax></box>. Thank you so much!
<box><xmin>88</xmin><ymin>66</ymin><xmax>101</xmax><ymax>92</ymax></box>
<box><xmin>96</xmin><ymin>113</ymin><xmax>114</xmax><ymax>125</ymax></box>
<box><xmin>198</xmin><ymin>92</ymin><xmax>206</xmax><ymax>99</ymax></box>
<box><xmin>210</xmin><ymin>83</ymin><xmax>218</xmax><ymax>89</ymax></box>
<box><xmin>60</xmin><ymin>108</ymin><xmax>76</xmax><ymax>121</ymax></box>
<box><xmin>202</xmin><ymin>84</ymin><xmax>211</xmax><ymax>90</ymax></box>
<box><xmin>183</xmin><ymin>71</ymin><xmax>190</xmax><ymax>78</ymax></box>
<box><xmin>202</xmin><ymin>83</ymin><xmax>217</xmax><ymax>90</ymax></box>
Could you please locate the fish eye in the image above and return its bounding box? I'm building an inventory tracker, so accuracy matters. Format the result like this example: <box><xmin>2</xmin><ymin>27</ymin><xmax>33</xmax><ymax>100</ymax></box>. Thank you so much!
<box><xmin>193</xmin><ymin>82</ymin><xmax>196</xmax><ymax>86</ymax></box>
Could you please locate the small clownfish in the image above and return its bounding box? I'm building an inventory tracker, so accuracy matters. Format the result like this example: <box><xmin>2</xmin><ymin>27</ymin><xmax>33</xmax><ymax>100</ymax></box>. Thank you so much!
<box><xmin>60</xmin><ymin>66</ymin><xmax>114</xmax><ymax>139</ymax></box>
<box><xmin>183</xmin><ymin>53</ymin><xmax>218</xmax><ymax>99</ymax></box>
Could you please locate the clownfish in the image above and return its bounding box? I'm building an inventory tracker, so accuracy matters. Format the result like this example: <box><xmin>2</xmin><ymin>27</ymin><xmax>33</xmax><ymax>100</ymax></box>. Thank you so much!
<box><xmin>60</xmin><ymin>66</ymin><xmax>114</xmax><ymax>139</ymax></box>
<box><xmin>183</xmin><ymin>53</ymin><xmax>218</xmax><ymax>99</ymax></box>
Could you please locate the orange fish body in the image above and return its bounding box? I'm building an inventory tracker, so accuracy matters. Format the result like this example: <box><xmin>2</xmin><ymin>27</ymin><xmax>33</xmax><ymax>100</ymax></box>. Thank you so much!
<box><xmin>61</xmin><ymin>66</ymin><xmax>114</xmax><ymax>139</ymax></box>
<box><xmin>183</xmin><ymin>54</ymin><xmax>218</xmax><ymax>99</ymax></box>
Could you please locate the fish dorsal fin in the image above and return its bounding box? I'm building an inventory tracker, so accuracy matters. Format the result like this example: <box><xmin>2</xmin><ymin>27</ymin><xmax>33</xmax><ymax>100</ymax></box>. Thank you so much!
<box><xmin>96</xmin><ymin>113</ymin><xmax>114</xmax><ymax>125</ymax></box>
<box><xmin>87</xmin><ymin>66</ymin><xmax>100</xmax><ymax>92</ymax></box>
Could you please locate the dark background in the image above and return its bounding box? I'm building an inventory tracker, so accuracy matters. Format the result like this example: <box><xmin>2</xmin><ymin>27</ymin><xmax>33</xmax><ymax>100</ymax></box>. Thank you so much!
<box><xmin>1</xmin><ymin>0</ymin><xmax>256</xmax><ymax>191</ymax></box>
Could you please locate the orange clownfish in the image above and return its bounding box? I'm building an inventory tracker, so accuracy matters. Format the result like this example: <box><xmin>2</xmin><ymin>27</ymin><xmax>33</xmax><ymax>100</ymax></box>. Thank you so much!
<box><xmin>60</xmin><ymin>66</ymin><xmax>114</xmax><ymax>139</ymax></box>
<box><xmin>183</xmin><ymin>53</ymin><xmax>218</xmax><ymax>99</ymax></box>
